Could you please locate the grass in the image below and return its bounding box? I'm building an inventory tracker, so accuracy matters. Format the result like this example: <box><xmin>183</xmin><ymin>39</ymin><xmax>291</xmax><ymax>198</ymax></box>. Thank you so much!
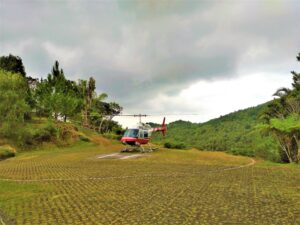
<box><xmin>0</xmin><ymin>140</ymin><xmax>299</xmax><ymax>224</ymax></box>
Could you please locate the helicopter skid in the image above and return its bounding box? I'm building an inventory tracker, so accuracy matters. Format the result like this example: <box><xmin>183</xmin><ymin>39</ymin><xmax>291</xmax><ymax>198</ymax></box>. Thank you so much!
<box><xmin>121</xmin><ymin>143</ymin><xmax>158</xmax><ymax>153</ymax></box>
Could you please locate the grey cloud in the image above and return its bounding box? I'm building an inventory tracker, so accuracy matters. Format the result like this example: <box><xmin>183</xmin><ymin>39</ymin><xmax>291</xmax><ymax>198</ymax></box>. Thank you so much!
<box><xmin>1</xmin><ymin>0</ymin><xmax>300</xmax><ymax>114</ymax></box>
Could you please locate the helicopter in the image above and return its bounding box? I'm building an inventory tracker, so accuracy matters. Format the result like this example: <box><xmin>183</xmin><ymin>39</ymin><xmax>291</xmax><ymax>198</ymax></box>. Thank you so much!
<box><xmin>120</xmin><ymin>114</ymin><xmax>167</xmax><ymax>153</ymax></box>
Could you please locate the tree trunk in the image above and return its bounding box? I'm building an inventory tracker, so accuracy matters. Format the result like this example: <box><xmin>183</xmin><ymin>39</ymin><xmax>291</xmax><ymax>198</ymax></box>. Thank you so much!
<box><xmin>293</xmin><ymin>134</ymin><xmax>300</xmax><ymax>163</ymax></box>
<box><xmin>105</xmin><ymin>116</ymin><xmax>114</xmax><ymax>133</ymax></box>
<box><xmin>82</xmin><ymin>107</ymin><xmax>89</xmax><ymax>128</ymax></box>
<box><xmin>98</xmin><ymin>117</ymin><xmax>105</xmax><ymax>133</ymax></box>
<box><xmin>277</xmin><ymin>135</ymin><xmax>293</xmax><ymax>163</ymax></box>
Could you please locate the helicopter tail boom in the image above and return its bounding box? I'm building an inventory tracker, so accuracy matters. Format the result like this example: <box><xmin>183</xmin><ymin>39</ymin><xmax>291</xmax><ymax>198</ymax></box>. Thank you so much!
<box><xmin>152</xmin><ymin>117</ymin><xmax>167</xmax><ymax>136</ymax></box>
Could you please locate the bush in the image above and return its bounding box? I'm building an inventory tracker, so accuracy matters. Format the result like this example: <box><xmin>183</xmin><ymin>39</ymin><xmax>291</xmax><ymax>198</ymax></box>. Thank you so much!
<box><xmin>103</xmin><ymin>133</ymin><xmax>122</xmax><ymax>140</ymax></box>
<box><xmin>56</xmin><ymin>123</ymin><xmax>77</xmax><ymax>140</ymax></box>
<box><xmin>0</xmin><ymin>150</ymin><xmax>15</xmax><ymax>159</ymax></box>
<box><xmin>79</xmin><ymin>134</ymin><xmax>90</xmax><ymax>142</ymax></box>
<box><xmin>33</xmin><ymin>129</ymin><xmax>52</xmax><ymax>142</ymax></box>
<box><xmin>33</xmin><ymin>123</ymin><xmax>58</xmax><ymax>143</ymax></box>
<box><xmin>7</xmin><ymin>121</ymin><xmax>85</xmax><ymax>148</ymax></box>
<box><xmin>44</xmin><ymin>123</ymin><xmax>58</xmax><ymax>136</ymax></box>
<box><xmin>228</xmin><ymin>148</ymin><xmax>255</xmax><ymax>157</ymax></box>
<box><xmin>14</xmin><ymin>123</ymin><xmax>58</xmax><ymax>147</ymax></box>
<box><xmin>16</xmin><ymin>128</ymin><xmax>35</xmax><ymax>147</ymax></box>
<box><xmin>254</xmin><ymin>141</ymin><xmax>280</xmax><ymax>162</ymax></box>
<box><xmin>164</xmin><ymin>142</ymin><xmax>172</xmax><ymax>148</ymax></box>
<box><xmin>164</xmin><ymin>142</ymin><xmax>186</xmax><ymax>149</ymax></box>
<box><xmin>173</xmin><ymin>143</ymin><xmax>186</xmax><ymax>149</ymax></box>
<box><xmin>0</xmin><ymin>146</ymin><xmax>16</xmax><ymax>160</ymax></box>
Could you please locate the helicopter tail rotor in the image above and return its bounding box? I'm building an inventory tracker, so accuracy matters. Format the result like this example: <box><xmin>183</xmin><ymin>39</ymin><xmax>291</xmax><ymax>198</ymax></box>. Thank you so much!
<box><xmin>161</xmin><ymin>117</ymin><xmax>167</xmax><ymax>136</ymax></box>
<box><xmin>150</xmin><ymin>117</ymin><xmax>167</xmax><ymax>136</ymax></box>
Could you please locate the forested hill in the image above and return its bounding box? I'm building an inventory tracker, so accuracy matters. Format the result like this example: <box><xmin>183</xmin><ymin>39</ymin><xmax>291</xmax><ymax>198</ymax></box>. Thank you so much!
<box><xmin>154</xmin><ymin>103</ymin><xmax>279</xmax><ymax>161</ymax></box>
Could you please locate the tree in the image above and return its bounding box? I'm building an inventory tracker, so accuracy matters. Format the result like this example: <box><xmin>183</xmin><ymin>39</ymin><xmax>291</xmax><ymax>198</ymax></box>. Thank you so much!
<box><xmin>291</xmin><ymin>53</ymin><xmax>300</xmax><ymax>91</ymax></box>
<box><xmin>102</xmin><ymin>102</ymin><xmax>122</xmax><ymax>132</ymax></box>
<box><xmin>34</xmin><ymin>61</ymin><xmax>82</xmax><ymax>121</ymax></box>
<box><xmin>0</xmin><ymin>69</ymin><xmax>29</xmax><ymax>138</ymax></box>
<box><xmin>34</xmin><ymin>78</ymin><xmax>52</xmax><ymax>117</ymax></box>
<box><xmin>260</xmin><ymin>115</ymin><xmax>300</xmax><ymax>163</ymax></box>
<box><xmin>79</xmin><ymin>77</ymin><xmax>96</xmax><ymax>127</ymax></box>
<box><xmin>0</xmin><ymin>54</ymin><xmax>36</xmax><ymax>112</ymax></box>
<box><xmin>0</xmin><ymin>54</ymin><xmax>26</xmax><ymax>77</ymax></box>
<box><xmin>262</xmin><ymin>53</ymin><xmax>300</xmax><ymax>163</ymax></box>
<box><xmin>59</xmin><ymin>93</ymin><xmax>82</xmax><ymax>122</ymax></box>
<box><xmin>92</xmin><ymin>100</ymin><xmax>122</xmax><ymax>133</ymax></box>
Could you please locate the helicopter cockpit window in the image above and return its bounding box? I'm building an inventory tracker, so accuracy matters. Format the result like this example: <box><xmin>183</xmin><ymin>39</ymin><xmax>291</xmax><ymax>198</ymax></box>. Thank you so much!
<box><xmin>124</xmin><ymin>129</ymin><xmax>139</xmax><ymax>138</ymax></box>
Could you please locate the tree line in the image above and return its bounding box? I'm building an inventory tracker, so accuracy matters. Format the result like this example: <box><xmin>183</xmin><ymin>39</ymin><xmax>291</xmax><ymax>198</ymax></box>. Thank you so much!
<box><xmin>1</xmin><ymin>53</ymin><xmax>299</xmax><ymax>162</ymax></box>
<box><xmin>0</xmin><ymin>54</ymin><xmax>123</xmax><ymax>146</ymax></box>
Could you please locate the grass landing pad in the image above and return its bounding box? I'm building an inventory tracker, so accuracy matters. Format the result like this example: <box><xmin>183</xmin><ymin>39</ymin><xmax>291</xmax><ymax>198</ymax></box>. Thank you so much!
<box><xmin>0</xmin><ymin>143</ymin><xmax>299</xmax><ymax>224</ymax></box>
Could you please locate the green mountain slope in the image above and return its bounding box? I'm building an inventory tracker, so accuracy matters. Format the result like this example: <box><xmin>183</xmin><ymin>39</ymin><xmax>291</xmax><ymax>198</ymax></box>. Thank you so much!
<box><xmin>153</xmin><ymin>103</ymin><xmax>280</xmax><ymax>161</ymax></box>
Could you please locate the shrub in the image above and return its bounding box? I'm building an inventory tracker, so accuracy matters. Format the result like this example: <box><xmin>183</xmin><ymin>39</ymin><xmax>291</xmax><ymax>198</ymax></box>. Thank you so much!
<box><xmin>44</xmin><ymin>123</ymin><xmax>58</xmax><ymax>136</ymax></box>
<box><xmin>56</xmin><ymin>123</ymin><xmax>77</xmax><ymax>140</ymax></box>
<box><xmin>79</xmin><ymin>134</ymin><xmax>90</xmax><ymax>142</ymax></box>
<box><xmin>164</xmin><ymin>142</ymin><xmax>172</xmax><ymax>148</ymax></box>
<box><xmin>173</xmin><ymin>143</ymin><xmax>186</xmax><ymax>149</ymax></box>
<box><xmin>0</xmin><ymin>146</ymin><xmax>16</xmax><ymax>160</ymax></box>
<box><xmin>103</xmin><ymin>133</ymin><xmax>122</xmax><ymax>140</ymax></box>
<box><xmin>228</xmin><ymin>148</ymin><xmax>255</xmax><ymax>157</ymax></box>
<box><xmin>16</xmin><ymin>128</ymin><xmax>35</xmax><ymax>147</ymax></box>
<box><xmin>33</xmin><ymin>129</ymin><xmax>52</xmax><ymax>142</ymax></box>
<box><xmin>164</xmin><ymin>142</ymin><xmax>186</xmax><ymax>149</ymax></box>
<box><xmin>33</xmin><ymin>123</ymin><xmax>58</xmax><ymax>143</ymax></box>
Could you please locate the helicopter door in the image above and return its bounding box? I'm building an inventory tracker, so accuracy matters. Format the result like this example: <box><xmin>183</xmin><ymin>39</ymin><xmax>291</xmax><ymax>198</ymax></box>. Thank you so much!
<box><xmin>138</xmin><ymin>130</ymin><xmax>144</xmax><ymax>139</ymax></box>
<box><xmin>138</xmin><ymin>130</ymin><xmax>148</xmax><ymax>139</ymax></box>
<box><xmin>144</xmin><ymin>130</ymin><xmax>148</xmax><ymax>138</ymax></box>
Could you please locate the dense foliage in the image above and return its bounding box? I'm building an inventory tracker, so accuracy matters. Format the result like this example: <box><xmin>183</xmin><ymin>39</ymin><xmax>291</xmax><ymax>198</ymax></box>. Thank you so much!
<box><xmin>0</xmin><ymin>55</ymin><xmax>123</xmax><ymax>148</ymax></box>
<box><xmin>261</xmin><ymin>53</ymin><xmax>300</xmax><ymax>163</ymax></box>
<box><xmin>0</xmin><ymin>54</ymin><xmax>26</xmax><ymax>77</ymax></box>
<box><xmin>34</xmin><ymin>61</ymin><xmax>82</xmax><ymax>121</ymax></box>
<box><xmin>153</xmin><ymin>104</ymin><xmax>279</xmax><ymax>161</ymax></box>
<box><xmin>0</xmin><ymin>69</ymin><xmax>29</xmax><ymax>140</ymax></box>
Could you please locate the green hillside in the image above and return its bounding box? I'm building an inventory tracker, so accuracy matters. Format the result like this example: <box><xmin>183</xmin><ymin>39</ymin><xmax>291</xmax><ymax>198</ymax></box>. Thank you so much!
<box><xmin>154</xmin><ymin>103</ymin><xmax>280</xmax><ymax>162</ymax></box>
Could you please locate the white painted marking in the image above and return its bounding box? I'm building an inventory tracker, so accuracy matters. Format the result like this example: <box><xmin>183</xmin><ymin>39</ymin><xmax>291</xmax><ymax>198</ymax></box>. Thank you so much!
<box><xmin>120</xmin><ymin>154</ymin><xmax>141</xmax><ymax>160</ymax></box>
<box><xmin>0</xmin><ymin>216</ymin><xmax>6</xmax><ymax>225</ymax></box>
<box><xmin>97</xmin><ymin>153</ymin><xmax>119</xmax><ymax>159</ymax></box>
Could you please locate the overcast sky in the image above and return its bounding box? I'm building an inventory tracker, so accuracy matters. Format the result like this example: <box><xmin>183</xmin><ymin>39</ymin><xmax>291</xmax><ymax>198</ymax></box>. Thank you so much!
<box><xmin>1</xmin><ymin>0</ymin><xmax>300</xmax><ymax>127</ymax></box>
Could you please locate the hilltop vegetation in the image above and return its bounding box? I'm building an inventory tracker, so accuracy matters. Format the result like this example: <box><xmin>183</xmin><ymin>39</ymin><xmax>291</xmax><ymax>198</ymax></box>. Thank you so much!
<box><xmin>154</xmin><ymin>104</ymin><xmax>279</xmax><ymax>161</ymax></box>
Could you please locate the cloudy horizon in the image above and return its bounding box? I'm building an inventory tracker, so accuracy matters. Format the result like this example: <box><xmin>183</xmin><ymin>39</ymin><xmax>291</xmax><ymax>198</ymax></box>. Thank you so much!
<box><xmin>1</xmin><ymin>0</ymin><xmax>300</xmax><ymax>127</ymax></box>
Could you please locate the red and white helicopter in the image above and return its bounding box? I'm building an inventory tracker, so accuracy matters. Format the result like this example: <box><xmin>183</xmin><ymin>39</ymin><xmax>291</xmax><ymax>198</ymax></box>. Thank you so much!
<box><xmin>120</xmin><ymin>114</ymin><xmax>167</xmax><ymax>152</ymax></box>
